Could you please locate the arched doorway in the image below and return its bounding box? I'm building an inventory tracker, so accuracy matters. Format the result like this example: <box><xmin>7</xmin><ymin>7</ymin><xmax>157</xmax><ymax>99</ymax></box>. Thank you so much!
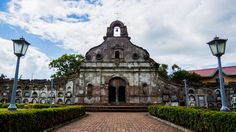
<box><xmin>109</xmin><ymin>77</ymin><xmax>126</xmax><ymax>104</ymax></box>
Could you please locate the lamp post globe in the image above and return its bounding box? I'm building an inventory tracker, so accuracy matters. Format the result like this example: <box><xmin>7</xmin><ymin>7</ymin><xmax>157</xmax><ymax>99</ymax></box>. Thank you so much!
<box><xmin>207</xmin><ymin>36</ymin><xmax>227</xmax><ymax>57</ymax></box>
<box><xmin>13</xmin><ymin>37</ymin><xmax>30</xmax><ymax>57</ymax></box>
<box><xmin>8</xmin><ymin>37</ymin><xmax>30</xmax><ymax>111</ymax></box>
<box><xmin>207</xmin><ymin>36</ymin><xmax>228</xmax><ymax>112</ymax></box>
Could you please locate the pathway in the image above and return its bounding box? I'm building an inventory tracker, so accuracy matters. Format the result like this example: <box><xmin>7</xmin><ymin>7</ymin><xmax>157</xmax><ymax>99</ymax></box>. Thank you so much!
<box><xmin>55</xmin><ymin>112</ymin><xmax>181</xmax><ymax>132</ymax></box>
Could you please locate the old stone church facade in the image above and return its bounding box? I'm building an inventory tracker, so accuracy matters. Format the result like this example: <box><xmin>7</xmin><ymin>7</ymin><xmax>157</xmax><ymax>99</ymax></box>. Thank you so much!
<box><xmin>77</xmin><ymin>20</ymin><xmax>181</xmax><ymax>104</ymax></box>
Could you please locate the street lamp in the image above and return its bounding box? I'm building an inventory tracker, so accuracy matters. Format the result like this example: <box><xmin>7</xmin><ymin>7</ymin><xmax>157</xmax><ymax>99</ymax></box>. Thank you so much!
<box><xmin>8</xmin><ymin>37</ymin><xmax>30</xmax><ymax>111</ymax></box>
<box><xmin>207</xmin><ymin>36</ymin><xmax>228</xmax><ymax>112</ymax></box>
<box><xmin>183</xmin><ymin>79</ymin><xmax>188</xmax><ymax>107</ymax></box>
<box><xmin>50</xmin><ymin>78</ymin><xmax>54</xmax><ymax>108</ymax></box>
<box><xmin>49</xmin><ymin>63</ymin><xmax>56</xmax><ymax>108</ymax></box>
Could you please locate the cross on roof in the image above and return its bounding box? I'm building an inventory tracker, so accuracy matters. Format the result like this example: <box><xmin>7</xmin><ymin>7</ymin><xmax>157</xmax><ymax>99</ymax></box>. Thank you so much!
<box><xmin>115</xmin><ymin>3</ymin><xmax>120</xmax><ymax>20</ymax></box>
<box><xmin>115</xmin><ymin>12</ymin><xmax>120</xmax><ymax>20</ymax></box>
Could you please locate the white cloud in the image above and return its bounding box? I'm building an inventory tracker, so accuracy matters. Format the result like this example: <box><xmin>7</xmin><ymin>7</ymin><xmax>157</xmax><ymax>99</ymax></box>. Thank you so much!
<box><xmin>0</xmin><ymin>0</ymin><xmax>236</xmax><ymax>78</ymax></box>
<box><xmin>0</xmin><ymin>37</ymin><xmax>52</xmax><ymax>79</ymax></box>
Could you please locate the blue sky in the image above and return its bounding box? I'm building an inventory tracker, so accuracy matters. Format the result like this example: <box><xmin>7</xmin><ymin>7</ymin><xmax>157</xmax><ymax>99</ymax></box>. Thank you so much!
<box><xmin>0</xmin><ymin>1</ymin><xmax>76</xmax><ymax>58</ymax></box>
<box><xmin>0</xmin><ymin>0</ymin><xmax>236</xmax><ymax>79</ymax></box>
<box><xmin>0</xmin><ymin>22</ymin><xmax>73</xmax><ymax>57</ymax></box>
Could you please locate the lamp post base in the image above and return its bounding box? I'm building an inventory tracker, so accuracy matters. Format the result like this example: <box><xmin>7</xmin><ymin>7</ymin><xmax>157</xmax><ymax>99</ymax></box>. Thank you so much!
<box><xmin>220</xmin><ymin>106</ymin><xmax>229</xmax><ymax>112</ymax></box>
<box><xmin>8</xmin><ymin>104</ymin><xmax>17</xmax><ymax>111</ymax></box>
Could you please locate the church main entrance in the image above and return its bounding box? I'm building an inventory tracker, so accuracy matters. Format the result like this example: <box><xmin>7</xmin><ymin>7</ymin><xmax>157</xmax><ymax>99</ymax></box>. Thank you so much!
<box><xmin>108</xmin><ymin>77</ymin><xmax>126</xmax><ymax>104</ymax></box>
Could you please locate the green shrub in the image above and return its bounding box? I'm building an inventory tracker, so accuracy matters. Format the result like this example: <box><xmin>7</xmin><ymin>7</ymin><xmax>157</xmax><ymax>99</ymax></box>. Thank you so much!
<box><xmin>0</xmin><ymin>103</ymin><xmax>27</xmax><ymax>108</ymax></box>
<box><xmin>0</xmin><ymin>103</ymin><xmax>64</xmax><ymax>109</ymax></box>
<box><xmin>0</xmin><ymin>103</ymin><xmax>25</xmax><ymax>108</ymax></box>
<box><xmin>0</xmin><ymin>105</ymin><xmax>85</xmax><ymax>132</ymax></box>
<box><xmin>148</xmin><ymin>105</ymin><xmax>236</xmax><ymax>132</ymax></box>
<box><xmin>25</xmin><ymin>104</ymin><xmax>50</xmax><ymax>109</ymax></box>
<box><xmin>0</xmin><ymin>103</ymin><xmax>10</xmax><ymax>108</ymax></box>
<box><xmin>191</xmin><ymin>106</ymin><xmax>220</xmax><ymax>111</ymax></box>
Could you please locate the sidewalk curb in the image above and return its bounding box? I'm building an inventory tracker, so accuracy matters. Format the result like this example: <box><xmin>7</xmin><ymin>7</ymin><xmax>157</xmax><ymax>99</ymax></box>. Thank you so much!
<box><xmin>147</xmin><ymin>114</ymin><xmax>193</xmax><ymax>132</ymax></box>
<box><xmin>44</xmin><ymin>114</ymin><xmax>88</xmax><ymax>132</ymax></box>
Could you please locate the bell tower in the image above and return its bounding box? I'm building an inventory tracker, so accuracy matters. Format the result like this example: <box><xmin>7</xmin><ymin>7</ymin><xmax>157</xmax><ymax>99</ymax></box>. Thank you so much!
<box><xmin>104</xmin><ymin>20</ymin><xmax>130</xmax><ymax>40</ymax></box>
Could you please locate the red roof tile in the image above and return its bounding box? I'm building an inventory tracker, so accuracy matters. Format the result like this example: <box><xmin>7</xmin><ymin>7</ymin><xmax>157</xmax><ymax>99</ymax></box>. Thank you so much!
<box><xmin>189</xmin><ymin>66</ymin><xmax>236</xmax><ymax>77</ymax></box>
<box><xmin>189</xmin><ymin>68</ymin><xmax>217</xmax><ymax>77</ymax></box>
<box><xmin>222</xmin><ymin>66</ymin><xmax>236</xmax><ymax>76</ymax></box>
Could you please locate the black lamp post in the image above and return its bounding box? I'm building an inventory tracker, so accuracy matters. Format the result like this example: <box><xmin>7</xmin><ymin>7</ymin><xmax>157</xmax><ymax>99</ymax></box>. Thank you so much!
<box><xmin>207</xmin><ymin>36</ymin><xmax>228</xmax><ymax>112</ymax></box>
<box><xmin>8</xmin><ymin>37</ymin><xmax>30</xmax><ymax>111</ymax></box>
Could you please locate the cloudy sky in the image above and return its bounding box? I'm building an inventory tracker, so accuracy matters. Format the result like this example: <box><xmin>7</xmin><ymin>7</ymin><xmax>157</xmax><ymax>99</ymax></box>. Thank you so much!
<box><xmin>0</xmin><ymin>0</ymin><xmax>235</xmax><ymax>79</ymax></box>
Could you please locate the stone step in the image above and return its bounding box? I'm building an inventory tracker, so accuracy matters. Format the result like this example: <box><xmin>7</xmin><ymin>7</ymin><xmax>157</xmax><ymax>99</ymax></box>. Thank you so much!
<box><xmin>85</xmin><ymin>105</ymin><xmax>148</xmax><ymax>112</ymax></box>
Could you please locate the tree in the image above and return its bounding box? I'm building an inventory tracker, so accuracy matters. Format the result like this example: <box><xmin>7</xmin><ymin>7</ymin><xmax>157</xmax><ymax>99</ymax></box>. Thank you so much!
<box><xmin>158</xmin><ymin>64</ymin><xmax>169</xmax><ymax>78</ymax></box>
<box><xmin>171</xmin><ymin>64</ymin><xmax>180</xmax><ymax>72</ymax></box>
<box><xmin>170</xmin><ymin>69</ymin><xmax>201</xmax><ymax>83</ymax></box>
<box><xmin>49</xmin><ymin>54</ymin><xmax>84</xmax><ymax>78</ymax></box>
<box><xmin>0</xmin><ymin>74</ymin><xmax>6</xmax><ymax>79</ymax></box>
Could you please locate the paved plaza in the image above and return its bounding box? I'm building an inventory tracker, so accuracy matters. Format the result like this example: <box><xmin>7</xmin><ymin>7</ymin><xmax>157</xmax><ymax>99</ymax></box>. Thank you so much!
<box><xmin>55</xmin><ymin>112</ymin><xmax>181</xmax><ymax>132</ymax></box>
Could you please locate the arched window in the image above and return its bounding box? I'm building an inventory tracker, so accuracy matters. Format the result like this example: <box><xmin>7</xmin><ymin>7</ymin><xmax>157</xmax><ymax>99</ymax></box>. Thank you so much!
<box><xmin>215</xmin><ymin>89</ymin><xmax>220</xmax><ymax>95</ymax></box>
<box><xmin>66</xmin><ymin>99</ymin><xmax>72</xmax><ymax>104</ymax></box>
<box><xmin>113</xmin><ymin>26</ymin><xmax>121</xmax><ymax>37</ymax></box>
<box><xmin>32</xmin><ymin>92</ymin><xmax>38</xmax><ymax>98</ymax></box>
<box><xmin>58</xmin><ymin>92</ymin><xmax>64</xmax><ymax>97</ymax></box>
<box><xmin>16</xmin><ymin>91</ymin><xmax>21</xmax><ymax>97</ymax></box>
<box><xmin>67</xmin><ymin>86</ymin><xmax>71</xmax><ymax>91</ymax></box>
<box><xmin>115</xmin><ymin>51</ymin><xmax>120</xmax><ymax>59</ymax></box>
<box><xmin>57</xmin><ymin>99</ymin><xmax>63</xmax><ymax>104</ymax></box>
<box><xmin>40</xmin><ymin>92</ymin><xmax>46</xmax><ymax>98</ymax></box>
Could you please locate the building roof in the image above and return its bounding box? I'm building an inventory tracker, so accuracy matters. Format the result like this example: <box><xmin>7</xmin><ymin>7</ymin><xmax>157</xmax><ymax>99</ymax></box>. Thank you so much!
<box><xmin>223</xmin><ymin>66</ymin><xmax>236</xmax><ymax>75</ymax></box>
<box><xmin>189</xmin><ymin>66</ymin><xmax>236</xmax><ymax>77</ymax></box>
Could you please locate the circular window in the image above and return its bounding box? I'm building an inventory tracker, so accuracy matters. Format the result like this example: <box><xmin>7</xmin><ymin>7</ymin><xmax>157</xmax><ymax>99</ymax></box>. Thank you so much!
<box><xmin>96</xmin><ymin>53</ymin><xmax>103</xmax><ymax>60</ymax></box>
<box><xmin>132</xmin><ymin>53</ymin><xmax>139</xmax><ymax>60</ymax></box>
<box><xmin>86</xmin><ymin>54</ymin><xmax>91</xmax><ymax>61</ymax></box>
